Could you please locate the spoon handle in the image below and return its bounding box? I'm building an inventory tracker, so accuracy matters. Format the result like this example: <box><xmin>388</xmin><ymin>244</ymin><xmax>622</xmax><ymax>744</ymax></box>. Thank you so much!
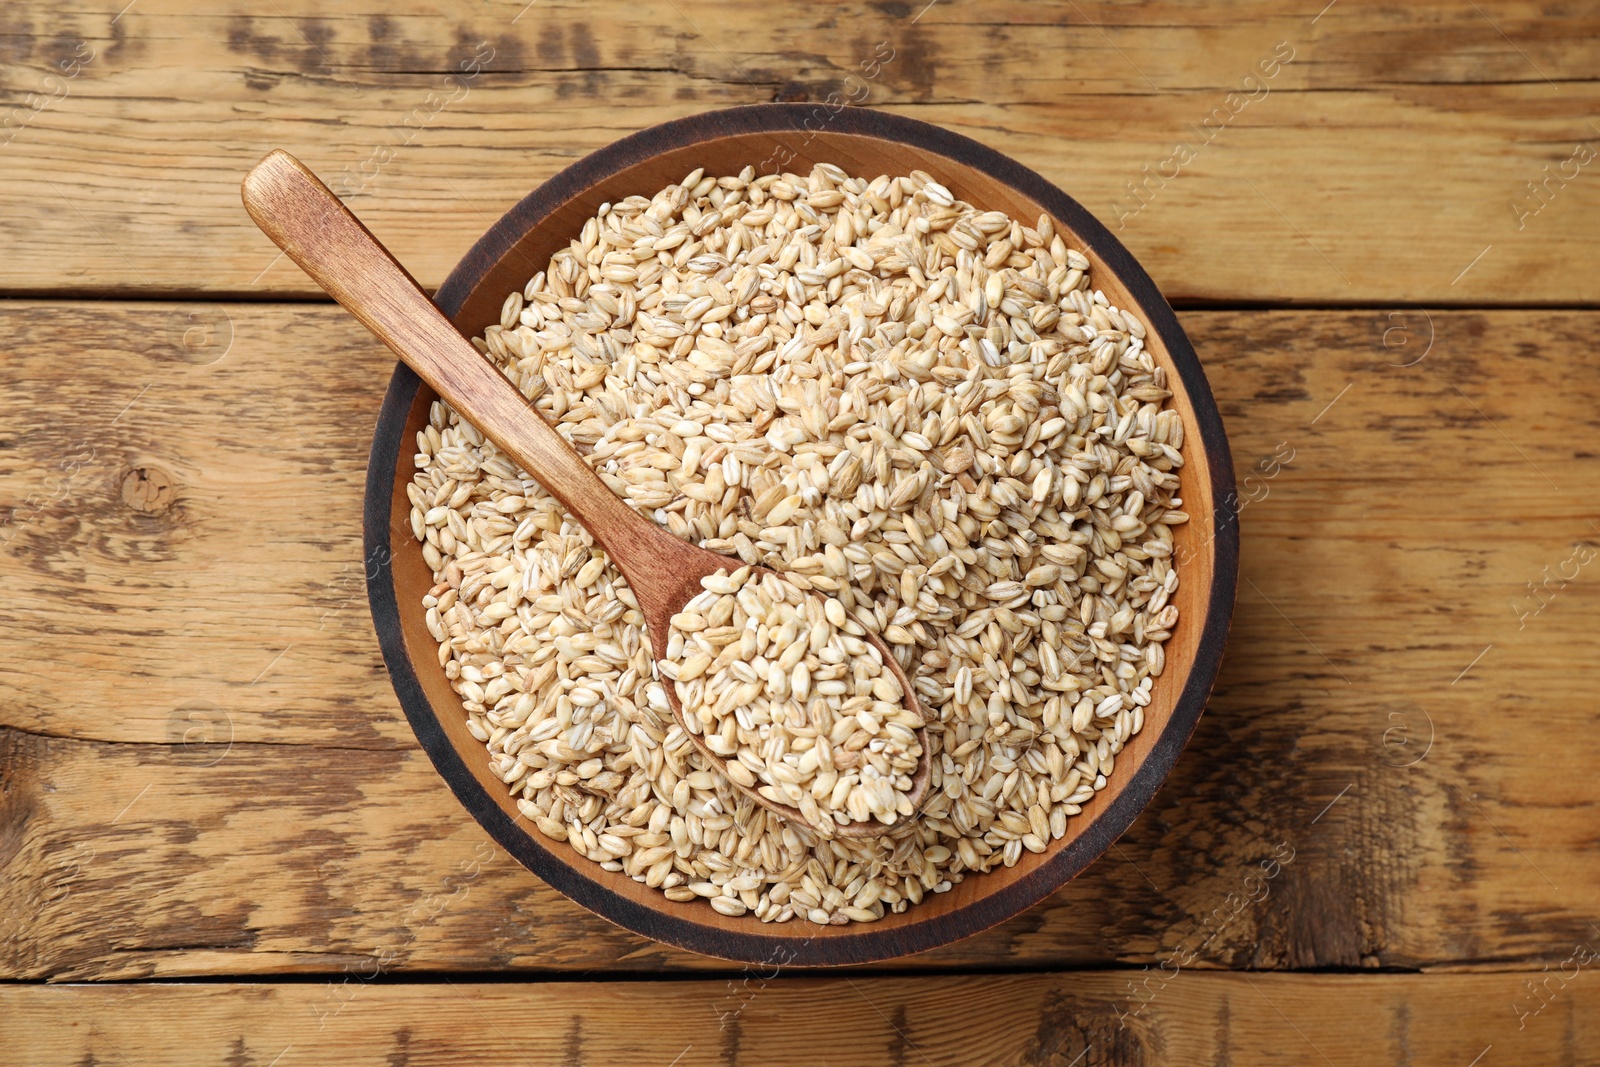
<box><xmin>241</xmin><ymin>149</ymin><xmax>664</xmax><ymax>565</ymax></box>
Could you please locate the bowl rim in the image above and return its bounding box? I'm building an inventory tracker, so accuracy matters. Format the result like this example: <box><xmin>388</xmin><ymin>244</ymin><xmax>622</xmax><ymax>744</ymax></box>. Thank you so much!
<box><xmin>365</xmin><ymin>102</ymin><xmax>1239</xmax><ymax>966</ymax></box>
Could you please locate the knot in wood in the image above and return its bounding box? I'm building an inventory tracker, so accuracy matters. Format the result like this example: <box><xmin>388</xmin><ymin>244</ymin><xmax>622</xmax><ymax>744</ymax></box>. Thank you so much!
<box><xmin>121</xmin><ymin>466</ymin><xmax>174</xmax><ymax>513</ymax></box>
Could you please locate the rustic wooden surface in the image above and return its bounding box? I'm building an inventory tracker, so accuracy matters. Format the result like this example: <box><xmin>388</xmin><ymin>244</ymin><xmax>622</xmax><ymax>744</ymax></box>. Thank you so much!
<box><xmin>5</xmin><ymin>974</ymin><xmax>1597</xmax><ymax>1066</ymax></box>
<box><xmin>3</xmin><ymin>0</ymin><xmax>1598</xmax><ymax>1062</ymax></box>
<box><xmin>0</xmin><ymin>0</ymin><xmax>1597</xmax><ymax>303</ymax></box>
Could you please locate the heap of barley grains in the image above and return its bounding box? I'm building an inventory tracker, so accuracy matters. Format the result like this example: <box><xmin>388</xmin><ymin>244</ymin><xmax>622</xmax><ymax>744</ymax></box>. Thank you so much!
<box><xmin>410</xmin><ymin>163</ymin><xmax>1187</xmax><ymax>925</ymax></box>
<box><xmin>663</xmin><ymin>566</ymin><xmax>924</xmax><ymax>829</ymax></box>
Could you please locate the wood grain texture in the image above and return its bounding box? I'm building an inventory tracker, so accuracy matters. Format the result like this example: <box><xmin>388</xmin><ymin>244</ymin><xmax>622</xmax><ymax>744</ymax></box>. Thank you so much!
<box><xmin>3</xmin><ymin>303</ymin><xmax>1596</xmax><ymax>978</ymax></box>
<box><xmin>5</xmin><ymin>974</ymin><xmax>1597</xmax><ymax>1066</ymax></box>
<box><xmin>0</xmin><ymin>0</ymin><xmax>1597</xmax><ymax>302</ymax></box>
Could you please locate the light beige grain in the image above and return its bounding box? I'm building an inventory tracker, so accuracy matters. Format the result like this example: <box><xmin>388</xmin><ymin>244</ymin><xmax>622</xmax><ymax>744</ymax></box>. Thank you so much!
<box><xmin>410</xmin><ymin>164</ymin><xmax>1186</xmax><ymax>925</ymax></box>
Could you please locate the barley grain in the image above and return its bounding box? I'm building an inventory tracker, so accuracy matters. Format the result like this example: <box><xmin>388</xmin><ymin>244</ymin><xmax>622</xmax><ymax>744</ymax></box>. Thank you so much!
<box><xmin>410</xmin><ymin>164</ymin><xmax>1183</xmax><ymax>925</ymax></box>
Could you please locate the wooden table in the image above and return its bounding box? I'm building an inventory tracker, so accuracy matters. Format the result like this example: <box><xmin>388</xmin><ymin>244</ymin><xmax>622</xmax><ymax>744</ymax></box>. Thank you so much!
<box><xmin>3</xmin><ymin>2</ymin><xmax>1597</xmax><ymax>1063</ymax></box>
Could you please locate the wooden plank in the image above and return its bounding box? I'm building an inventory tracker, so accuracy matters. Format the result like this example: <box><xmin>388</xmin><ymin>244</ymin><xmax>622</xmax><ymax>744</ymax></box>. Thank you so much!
<box><xmin>0</xmin><ymin>1</ymin><xmax>1597</xmax><ymax>302</ymax></box>
<box><xmin>4</xmin><ymin>973</ymin><xmax>1597</xmax><ymax>1065</ymax></box>
<box><xmin>3</xmin><ymin>304</ymin><xmax>1598</xmax><ymax>978</ymax></box>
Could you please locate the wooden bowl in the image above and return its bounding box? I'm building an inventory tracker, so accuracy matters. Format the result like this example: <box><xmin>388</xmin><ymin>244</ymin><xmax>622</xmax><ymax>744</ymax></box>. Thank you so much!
<box><xmin>364</xmin><ymin>104</ymin><xmax>1238</xmax><ymax>966</ymax></box>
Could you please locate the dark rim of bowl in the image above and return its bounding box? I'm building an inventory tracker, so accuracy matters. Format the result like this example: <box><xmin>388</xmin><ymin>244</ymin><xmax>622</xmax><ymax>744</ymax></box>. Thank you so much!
<box><xmin>364</xmin><ymin>102</ymin><xmax>1239</xmax><ymax>966</ymax></box>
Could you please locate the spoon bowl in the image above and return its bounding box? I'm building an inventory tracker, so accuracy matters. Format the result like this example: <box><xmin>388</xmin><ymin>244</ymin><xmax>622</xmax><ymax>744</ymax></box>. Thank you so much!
<box><xmin>657</xmin><ymin>565</ymin><xmax>932</xmax><ymax>840</ymax></box>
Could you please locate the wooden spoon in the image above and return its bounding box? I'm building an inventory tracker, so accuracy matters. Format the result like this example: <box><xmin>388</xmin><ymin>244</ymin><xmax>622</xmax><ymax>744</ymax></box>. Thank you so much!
<box><xmin>241</xmin><ymin>149</ymin><xmax>930</xmax><ymax>838</ymax></box>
